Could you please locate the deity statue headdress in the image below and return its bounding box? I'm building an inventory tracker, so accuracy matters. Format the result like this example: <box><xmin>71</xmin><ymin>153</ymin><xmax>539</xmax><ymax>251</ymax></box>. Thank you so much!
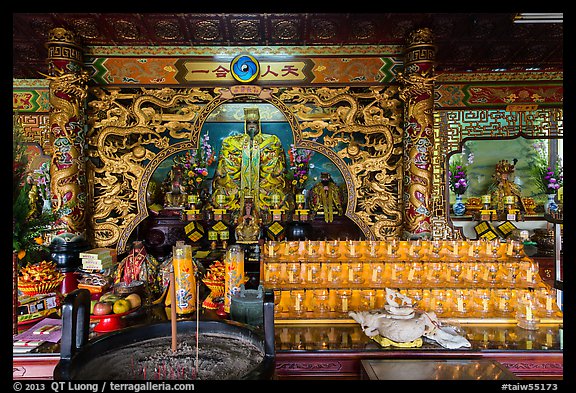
<box><xmin>244</xmin><ymin>107</ymin><xmax>260</xmax><ymax>122</ymax></box>
<box><xmin>494</xmin><ymin>159</ymin><xmax>516</xmax><ymax>176</ymax></box>
<box><xmin>244</xmin><ymin>107</ymin><xmax>260</xmax><ymax>134</ymax></box>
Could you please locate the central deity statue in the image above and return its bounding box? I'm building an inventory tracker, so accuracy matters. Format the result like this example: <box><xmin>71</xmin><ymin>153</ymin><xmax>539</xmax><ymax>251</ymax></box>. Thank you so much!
<box><xmin>211</xmin><ymin>107</ymin><xmax>293</xmax><ymax>223</ymax></box>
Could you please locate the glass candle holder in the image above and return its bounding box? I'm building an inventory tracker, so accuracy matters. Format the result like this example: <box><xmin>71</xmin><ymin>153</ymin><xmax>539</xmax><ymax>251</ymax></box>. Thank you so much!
<box><xmin>335</xmin><ymin>290</ymin><xmax>352</xmax><ymax>314</ymax></box>
<box><xmin>304</xmin><ymin>262</ymin><xmax>322</xmax><ymax>285</ymax></box>
<box><xmin>325</xmin><ymin>239</ymin><xmax>341</xmax><ymax>259</ymax></box>
<box><xmin>264</xmin><ymin>241</ymin><xmax>281</xmax><ymax>260</ymax></box>
<box><xmin>282</xmin><ymin>240</ymin><xmax>300</xmax><ymax>260</ymax></box>
<box><xmin>345</xmin><ymin>240</ymin><xmax>363</xmax><ymax>259</ymax></box>
<box><xmin>347</xmin><ymin>261</ymin><xmax>365</xmax><ymax>284</ymax></box>
<box><xmin>468</xmin><ymin>239</ymin><xmax>483</xmax><ymax>259</ymax></box>
<box><xmin>305</xmin><ymin>240</ymin><xmax>322</xmax><ymax>259</ymax></box>
<box><xmin>430</xmin><ymin>289</ymin><xmax>447</xmax><ymax>316</ymax></box>
<box><xmin>446</xmin><ymin>260</ymin><xmax>462</xmax><ymax>284</ymax></box>
<box><xmin>503</xmin><ymin>261</ymin><xmax>520</xmax><ymax>285</ymax></box>
<box><xmin>325</xmin><ymin>262</ymin><xmax>343</xmax><ymax>285</ymax></box>
<box><xmin>406</xmin><ymin>289</ymin><xmax>423</xmax><ymax>308</ymax></box>
<box><xmin>475</xmin><ymin>289</ymin><xmax>493</xmax><ymax>315</ymax></box>
<box><xmin>508</xmin><ymin>239</ymin><xmax>524</xmax><ymax>259</ymax></box>
<box><xmin>385</xmin><ymin>238</ymin><xmax>400</xmax><ymax>259</ymax></box>
<box><xmin>517</xmin><ymin>305</ymin><xmax>539</xmax><ymax>330</ymax></box>
<box><xmin>264</xmin><ymin>262</ymin><xmax>282</xmax><ymax>285</ymax></box>
<box><xmin>429</xmin><ymin>240</ymin><xmax>442</xmax><ymax>259</ymax></box>
<box><xmin>452</xmin><ymin>289</ymin><xmax>469</xmax><ymax>316</ymax></box>
<box><xmin>487</xmin><ymin>239</ymin><xmax>501</xmax><ymax>260</ymax></box>
<box><xmin>286</xmin><ymin>262</ymin><xmax>302</xmax><ymax>284</ymax></box>
<box><xmin>288</xmin><ymin>289</ymin><xmax>307</xmax><ymax>316</ymax></box>
<box><xmin>426</xmin><ymin>260</ymin><xmax>444</xmax><ymax>285</ymax></box>
<box><xmin>538</xmin><ymin>289</ymin><xmax>558</xmax><ymax>317</ymax></box>
<box><xmin>522</xmin><ymin>259</ymin><xmax>539</xmax><ymax>285</ymax></box>
<box><xmin>312</xmin><ymin>289</ymin><xmax>330</xmax><ymax>314</ymax></box>
<box><xmin>370</xmin><ymin>262</ymin><xmax>385</xmax><ymax>285</ymax></box>
<box><xmin>359</xmin><ymin>290</ymin><xmax>377</xmax><ymax>311</ymax></box>
<box><xmin>407</xmin><ymin>261</ymin><xmax>424</xmax><ymax>284</ymax></box>
<box><xmin>389</xmin><ymin>261</ymin><xmax>407</xmax><ymax>285</ymax></box>
<box><xmin>496</xmin><ymin>290</ymin><xmax>513</xmax><ymax>316</ymax></box>
<box><xmin>366</xmin><ymin>240</ymin><xmax>383</xmax><ymax>259</ymax></box>
<box><xmin>407</xmin><ymin>238</ymin><xmax>424</xmax><ymax>261</ymax></box>
<box><xmin>444</xmin><ymin>240</ymin><xmax>460</xmax><ymax>260</ymax></box>
<box><xmin>464</xmin><ymin>261</ymin><xmax>482</xmax><ymax>284</ymax></box>
<box><xmin>483</xmin><ymin>261</ymin><xmax>500</xmax><ymax>285</ymax></box>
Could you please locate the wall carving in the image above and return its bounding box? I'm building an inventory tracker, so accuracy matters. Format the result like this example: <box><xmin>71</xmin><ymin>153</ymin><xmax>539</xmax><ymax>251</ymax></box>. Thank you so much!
<box><xmin>86</xmin><ymin>85</ymin><xmax>404</xmax><ymax>253</ymax></box>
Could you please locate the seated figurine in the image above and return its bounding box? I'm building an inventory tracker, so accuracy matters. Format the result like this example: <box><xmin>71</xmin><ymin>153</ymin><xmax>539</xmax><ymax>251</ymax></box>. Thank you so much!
<box><xmin>235</xmin><ymin>196</ymin><xmax>260</xmax><ymax>243</ymax></box>
<box><xmin>163</xmin><ymin>166</ymin><xmax>188</xmax><ymax>208</ymax></box>
<box><xmin>307</xmin><ymin>172</ymin><xmax>343</xmax><ymax>223</ymax></box>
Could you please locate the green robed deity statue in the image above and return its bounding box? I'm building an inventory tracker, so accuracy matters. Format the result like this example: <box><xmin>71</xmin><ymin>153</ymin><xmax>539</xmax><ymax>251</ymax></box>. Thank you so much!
<box><xmin>211</xmin><ymin>107</ymin><xmax>293</xmax><ymax>223</ymax></box>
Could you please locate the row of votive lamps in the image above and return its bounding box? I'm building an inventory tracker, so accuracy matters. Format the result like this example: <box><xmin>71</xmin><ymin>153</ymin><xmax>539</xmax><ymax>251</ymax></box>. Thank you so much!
<box><xmin>264</xmin><ymin>257</ymin><xmax>540</xmax><ymax>288</ymax></box>
<box><xmin>264</xmin><ymin>238</ymin><xmax>528</xmax><ymax>261</ymax></box>
<box><xmin>275</xmin><ymin>325</ymin><xmax>560</xmax><ymax>351</ymax></box>
<box><xmin>273</xmin><ymin>287</ymin><xmax>560</xmax><ymax>319</ymax></box>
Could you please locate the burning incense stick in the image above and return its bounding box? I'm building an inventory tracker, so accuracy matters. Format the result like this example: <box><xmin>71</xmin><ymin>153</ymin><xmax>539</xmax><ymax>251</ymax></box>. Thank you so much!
<box><xmin>170</xmin><ymin>268</ymin><xmax>177</xmax><ymax>352</ymax></box>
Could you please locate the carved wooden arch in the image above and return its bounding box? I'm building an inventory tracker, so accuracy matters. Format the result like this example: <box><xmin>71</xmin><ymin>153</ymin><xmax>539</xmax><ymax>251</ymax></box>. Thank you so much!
<box><xmin>86</xmin><ymin>85</ymin><xmax>404</xmax><ymax>253</ymax></box>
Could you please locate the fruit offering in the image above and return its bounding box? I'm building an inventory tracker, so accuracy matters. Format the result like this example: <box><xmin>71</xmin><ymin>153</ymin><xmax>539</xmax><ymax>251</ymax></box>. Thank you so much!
<box><xmin>90</xmin><ymin>292</ymin><xmax>141</xmax><ymax>316</ymax></box>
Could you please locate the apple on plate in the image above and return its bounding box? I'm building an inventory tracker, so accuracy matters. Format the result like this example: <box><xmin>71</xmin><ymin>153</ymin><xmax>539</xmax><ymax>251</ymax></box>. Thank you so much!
<box><xmin>92</xmin><ymin>301</ymin><xmax>113</xmax><ymax>316</ymax></box>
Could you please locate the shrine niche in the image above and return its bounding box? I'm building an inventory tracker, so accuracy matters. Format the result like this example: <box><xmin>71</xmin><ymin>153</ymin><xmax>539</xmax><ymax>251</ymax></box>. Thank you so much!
<box><xmin>432</xmin><ymin>108</ymin><xmax>563</xmax><ymax>238</ymax></box>
<box><xmin>86</xmin><ymin>85</ymin><xmax>404</xmax><ymax>253</ymax></box>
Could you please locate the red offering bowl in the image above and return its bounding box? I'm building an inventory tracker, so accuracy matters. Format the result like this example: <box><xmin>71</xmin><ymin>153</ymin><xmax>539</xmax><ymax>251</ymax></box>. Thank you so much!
<box><xmin>90</xmin><ymin>306</ymin><xmax>140</xmax><ymax>333</ymax></box>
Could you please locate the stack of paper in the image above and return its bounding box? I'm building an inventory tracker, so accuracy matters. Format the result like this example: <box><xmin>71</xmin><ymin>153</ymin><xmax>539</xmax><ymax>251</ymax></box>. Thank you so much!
<box><xmin>80</xmin><ymin>248</ymin><xmax>118</xmax><ymax>271</ymax></box>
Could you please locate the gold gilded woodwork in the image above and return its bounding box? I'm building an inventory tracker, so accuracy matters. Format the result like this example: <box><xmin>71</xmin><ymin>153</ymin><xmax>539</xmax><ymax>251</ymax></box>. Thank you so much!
<box><xmin>86</xmin><ymin>86</ymin><xmax>404</xmax><ymax>252</ymax></box>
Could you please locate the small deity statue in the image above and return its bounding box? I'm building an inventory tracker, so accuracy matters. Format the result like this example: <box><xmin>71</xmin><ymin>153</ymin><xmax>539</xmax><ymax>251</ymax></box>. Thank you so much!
<box><xmin>114</xmin><ymin>240</ymin><xmax>162</xmax><ymax>301</ymax></box>
<box><xmin>235</xmin><ymin>195</ymin><xmax>261</xmax><ymax>243</ymax></box>
<box><xmin>488</xmin><ymin>159</ymin><xmax>526</xmax><ymax>212</ymax></box>
<box><xmin>163</xmin><ymin>166</ymin><xmax>188</xmax><ymax>208</ymax></box>
<box><xmin>211</xmin><ymin>107</ymin><xmax>293</xmax><ymax>222</ymax></box>
<box><xmin>308</xmin><ymin>172</ymin><xmax>343</xmax><ymax>223</ymax></box>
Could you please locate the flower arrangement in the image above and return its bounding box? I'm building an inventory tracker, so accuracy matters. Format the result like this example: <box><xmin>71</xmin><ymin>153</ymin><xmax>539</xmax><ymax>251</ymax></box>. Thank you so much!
<box><xmin>13</xmin><ymin>116</ymin><xmax>56</xmax><ymax>267</ymax></box>
<box><xmin>448</xmin><ymin>152</ymin><xmax>473</xmax><ymax>195</ymax></box>
<box><xmin>287</xmin><ymin>144</ymin><xmax>314</xmax><ymax>191</ymax></box>
<box><xmin>175</xmin><ymin>132</ymin><xmax>215</xmax><ymax>192</ymax></box>
<box><xmin>531</xmin><ymin>141</ymin><xmax>563</xmax><ymax>195</ymax></box>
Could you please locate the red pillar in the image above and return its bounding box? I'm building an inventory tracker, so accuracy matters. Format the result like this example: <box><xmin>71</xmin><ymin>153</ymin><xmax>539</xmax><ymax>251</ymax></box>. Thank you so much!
<box><xmin>45</xmin><ymin>27</ymin><xmax>89</xmax><ymax>236</ymax></box>
<box><xmin>399</xmin><ymin>27</ymin><xmax>436</xmax><ymax>239</ymax></box>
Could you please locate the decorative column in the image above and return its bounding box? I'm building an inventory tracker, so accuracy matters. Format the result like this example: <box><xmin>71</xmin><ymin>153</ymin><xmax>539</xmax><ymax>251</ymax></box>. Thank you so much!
<box><xmin>398</xmin><ymin>27</ymin><xmax>436</xmax><ymax>239</ymax></box>
<box><xmin>45</xmin><ymin>28</ymin><xmax>90</xmax><ymax>236</ymax></box>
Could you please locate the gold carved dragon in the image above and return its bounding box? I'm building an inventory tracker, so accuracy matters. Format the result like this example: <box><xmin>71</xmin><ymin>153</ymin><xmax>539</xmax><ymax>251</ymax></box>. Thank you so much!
<box><xmin>44</xmin><ymin>69</ymin><xmax>90</xmax><ymax>234</ymax></box>
<box><xmin>397</xmin><ymin>71</ymin><xmax>437</xmax><ymax>237</ymax></box>
<box><xmin>86</xmin><ymin>86</ymin><xmax>403</xmax><ymax>251</ymax></box>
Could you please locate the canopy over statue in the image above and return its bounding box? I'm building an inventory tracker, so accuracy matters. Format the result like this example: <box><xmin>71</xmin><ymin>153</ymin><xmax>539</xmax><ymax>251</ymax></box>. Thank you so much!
<box><xmin>211</xmin><ymin>107</ymin><xmax>293</xmax><ymax>223</ymax></box>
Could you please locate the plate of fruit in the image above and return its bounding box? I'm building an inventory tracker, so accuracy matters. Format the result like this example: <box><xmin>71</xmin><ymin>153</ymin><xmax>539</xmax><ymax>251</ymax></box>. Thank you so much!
<box><xmin>90</xmin><ymin>292</ymin><xmax>142</xmax><ymax>333</ymax></box>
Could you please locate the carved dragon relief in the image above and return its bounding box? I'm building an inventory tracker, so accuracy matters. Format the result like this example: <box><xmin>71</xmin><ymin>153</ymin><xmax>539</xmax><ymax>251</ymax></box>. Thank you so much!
<box><xmin>86</xmin><ymin>86</ymin><xmax>404</xmax><ymax>251</ymax></box>
<box><xmin>44</xmin><ymin>69</ymin><xmax>90</xmax><ymax>234</ymax></box>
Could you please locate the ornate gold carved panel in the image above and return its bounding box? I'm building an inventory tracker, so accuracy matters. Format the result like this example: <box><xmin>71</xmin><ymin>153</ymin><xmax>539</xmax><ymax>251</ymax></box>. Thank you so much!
<box><xmin>86</xmin><ymin>86</ymin><xmax>404</xmax><ymax>253</ymax></box>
